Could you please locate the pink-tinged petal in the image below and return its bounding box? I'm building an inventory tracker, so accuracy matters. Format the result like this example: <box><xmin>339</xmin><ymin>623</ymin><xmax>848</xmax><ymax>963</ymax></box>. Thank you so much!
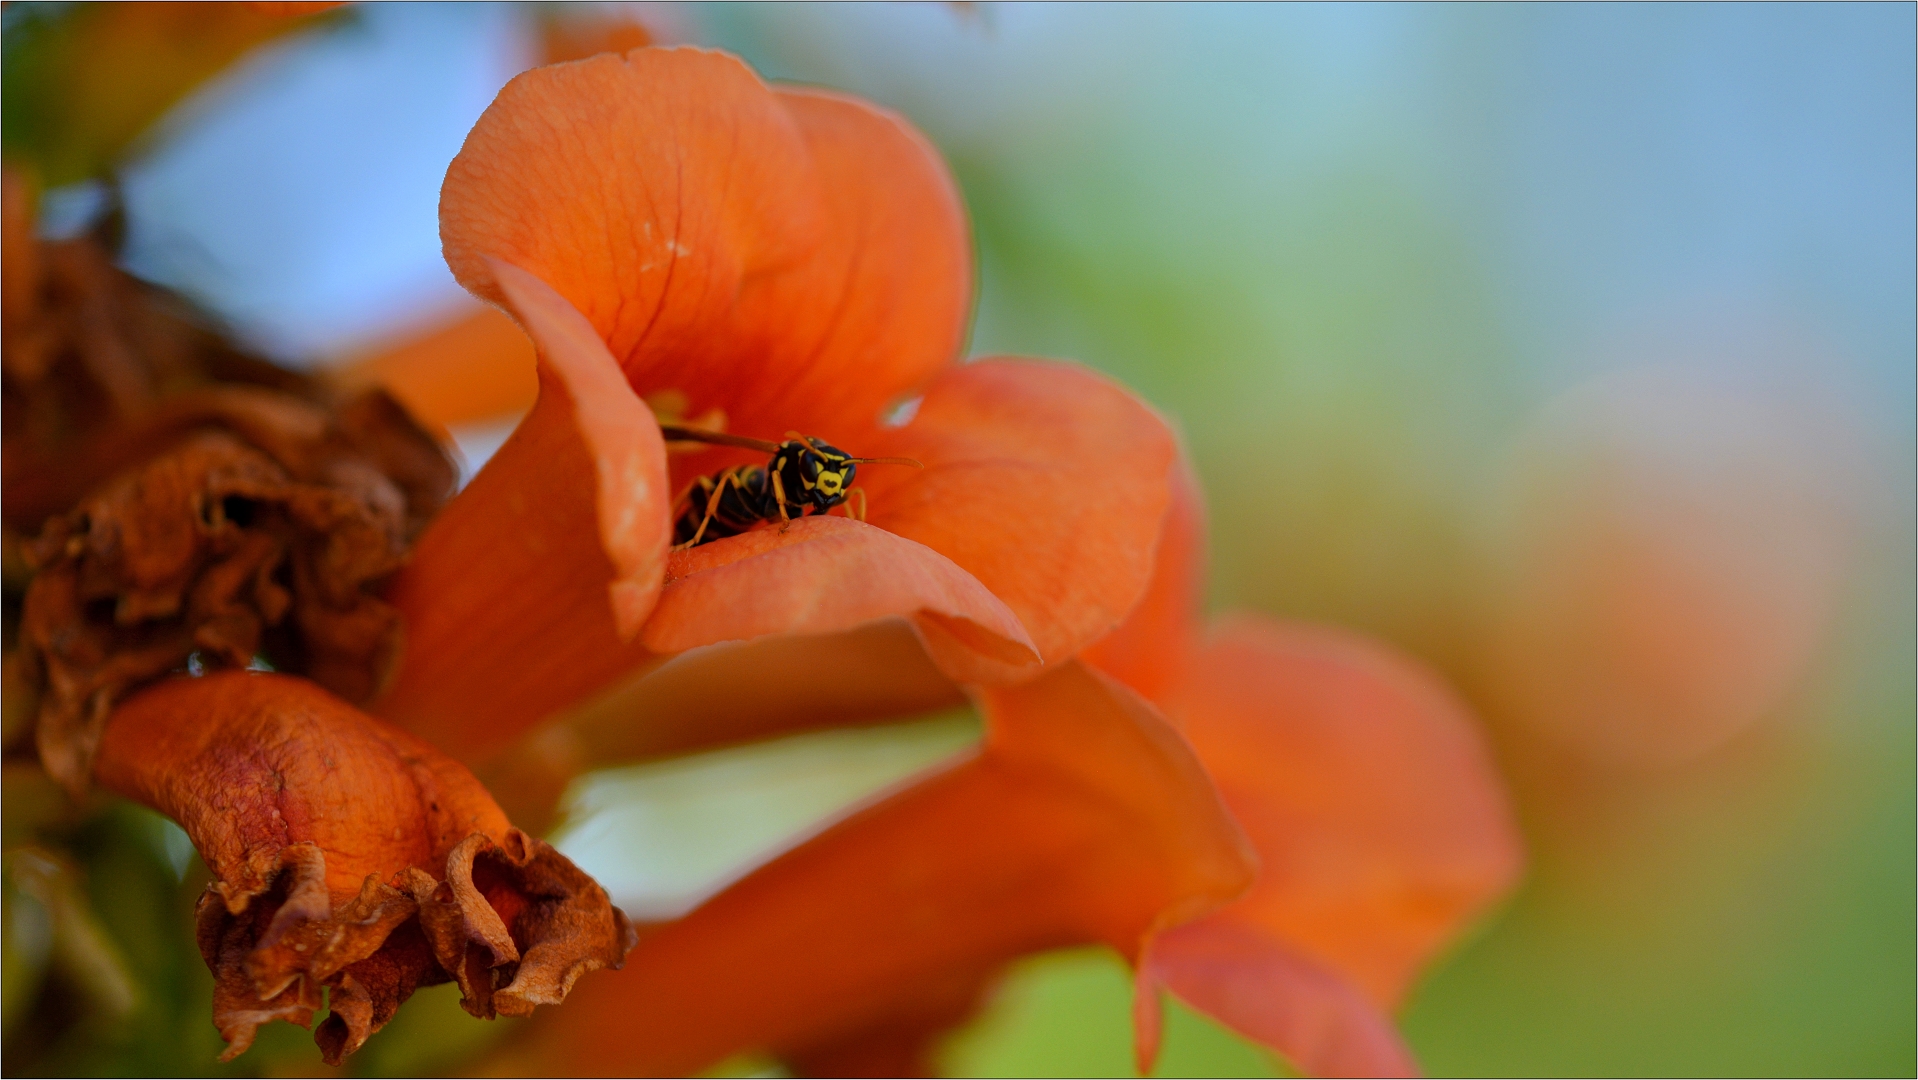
<box><xmin>483</xmin><ymin>661</ymin><xmax>1254</xmax><ymax>1077</ymax></box>
<box><xmin>374</xmin><ymin>263</ymin><xmax>671</xmax><ymax>763</ymax></box>
<box><xmin>1140</xmin><ymin>919</ymin><xmax>1419</xmax><ymax>1079</ymax></box>
<box><xmin>1144</xmin><ymin>615</ymin><xmax>1522</xmax><ymax>1075</ymax></box>
<box><xmin>856</xmin><ymin>358</ymin><xmax>1178</xmax><ymax>684</ymax></box>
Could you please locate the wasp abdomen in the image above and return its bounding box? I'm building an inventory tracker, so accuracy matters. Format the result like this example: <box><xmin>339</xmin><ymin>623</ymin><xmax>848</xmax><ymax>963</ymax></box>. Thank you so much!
<box><xmin>673</xmin><ymin>465</ymin><xmax>777</xmax><ymax>545</ymax></box>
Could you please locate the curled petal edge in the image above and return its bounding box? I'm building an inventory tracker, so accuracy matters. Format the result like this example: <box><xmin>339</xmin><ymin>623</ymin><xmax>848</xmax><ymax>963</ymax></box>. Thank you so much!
<box><xmin>860</xmin><ymin>358</ymin><xmax>1178</xmax><ymax>684</ymax></box>
<box><xmin>1131</xmin><ymin>615</ymin><xmax>1524</xmax><ymax>1077</ymax></box>
<box><xmin>1135</xmin><ymin>918</ymin><xmax>1420</xmax><ymax>1079</ymax></box>
<box><xmin>440</xmin><ymin>47</ymin><xmax>971</xmax><ymax>444</ymax></box>
<box><xmin>100</xmin><ymin>673</ymin><xmax>636</xmax><ymax>1064</ymax></box>
<box><xmin>644</xmin><ymin>515</ymin><xmax>1040</xmax><ymax>677</ymax></box>
<box><xmin>378</xmin><ymin>262</ymin><xmax>671</xmax><ymax>761</ymax></box>
<box><xmin>482</xmin><ymin>661</ymin><xmax>1254</xmax><ymax>1076</ymax></box>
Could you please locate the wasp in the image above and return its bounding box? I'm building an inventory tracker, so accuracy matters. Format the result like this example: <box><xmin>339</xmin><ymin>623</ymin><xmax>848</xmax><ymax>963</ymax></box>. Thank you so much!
<box><xmin>660</xmin><ymin>424</ymin><xmax>922</xmax><ymax>548</ymax></box>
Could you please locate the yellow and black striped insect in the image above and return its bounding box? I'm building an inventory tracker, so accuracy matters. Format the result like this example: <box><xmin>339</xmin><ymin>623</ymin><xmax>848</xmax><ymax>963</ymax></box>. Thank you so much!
<box><xmin>661</xmin><ymin>425</ymin><xmax>922</xmax><ymax>548</ymax></box>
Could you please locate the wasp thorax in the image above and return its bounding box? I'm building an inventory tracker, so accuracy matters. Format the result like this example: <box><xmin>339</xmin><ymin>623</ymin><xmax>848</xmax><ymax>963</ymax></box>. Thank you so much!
<box><xmin>665</xmin><ymin>427</ymin><xmax>913</xmax><ymax>548</ymax></box>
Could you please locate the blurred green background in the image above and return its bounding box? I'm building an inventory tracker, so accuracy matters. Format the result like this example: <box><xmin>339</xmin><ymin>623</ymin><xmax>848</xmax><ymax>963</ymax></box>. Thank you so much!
<box><xmin>4</xmin><ymin>3</ymin><xmax>1912</xmax><ymax>1076</ymax></box>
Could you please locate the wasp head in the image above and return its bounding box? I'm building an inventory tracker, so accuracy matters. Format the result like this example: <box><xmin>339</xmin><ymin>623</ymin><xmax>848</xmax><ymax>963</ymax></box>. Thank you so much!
<box><xmin>777</xmin><ymin>439</ymin><xmax>855</xmax><ymax>511</ymax></box>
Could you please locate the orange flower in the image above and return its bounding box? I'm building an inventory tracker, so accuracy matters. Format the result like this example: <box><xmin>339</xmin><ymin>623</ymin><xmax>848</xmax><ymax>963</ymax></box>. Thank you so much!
<box><xmin>477</xmin><ymin>465</ymin><xmax>1521</xmax><ymax>1077</ymax></box>
<box><xmin>309</xmin><ymin>44</ymin><xmax>1521</xmax><ymax>1075</ymax></box>
<box><xmin>7</xmin><ymin>36</ymin><xmax>1522</xmax><ymax>1074</ymax></box>
<box><xmin>91</xmin><ymin>671</ymin><xmax>634</xmax><ymax>1064</ymax></box>
<box><xmin>487</xmin><ymin>657</ymin><xmax>1257</xmax><ymax>1078</ymax></box>
<box><xmin>371</xmin><ymin>47</ymin><xmax>1178</xmax><ymax>770</ymax></box>
<box><xmin>2</xmin><ymin>164</ymin><xmax>637</xmax><ymax>1065</ymax></box>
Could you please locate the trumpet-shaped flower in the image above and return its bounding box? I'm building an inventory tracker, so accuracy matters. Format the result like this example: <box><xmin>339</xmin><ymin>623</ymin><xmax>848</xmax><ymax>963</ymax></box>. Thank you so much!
<box><xmin>486</xmin><ymin>465</ymin><xmax>1521</xmax><ymax>1077</ymax></box>
<box><xmin>5</xmin><ymin>37</ymin><xmax>1522</xmax><ymax>1076</ymax></box>
<box><xmin>343</xmin><ymin>44</ymin><xmax>1521</xmax><ymax>1075</ymax></box>
<box><xmin>375</xmin><ymin>46</ymin><xmax>1178</xmax><ymax>772</ymax></box>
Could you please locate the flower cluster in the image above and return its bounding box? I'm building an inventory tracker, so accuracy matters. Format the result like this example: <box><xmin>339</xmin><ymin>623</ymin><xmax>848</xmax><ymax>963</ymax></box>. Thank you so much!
<box><xmin>378</xmin><ymin>46</ymin><xmax>1522</xmax><ymax>1075</ymax></box>
<box><xmin>4</xmin><ymin>39</ymin><xmax>1522</xmax><ymax>1078</ymax></box>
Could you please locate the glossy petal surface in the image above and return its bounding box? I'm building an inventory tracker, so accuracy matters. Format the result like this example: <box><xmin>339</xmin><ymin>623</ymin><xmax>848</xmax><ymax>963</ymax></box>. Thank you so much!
<box><xmin>647</xmin><ymin>516</ymin><xmax>1035</xmax><ymax>667</ymax></box>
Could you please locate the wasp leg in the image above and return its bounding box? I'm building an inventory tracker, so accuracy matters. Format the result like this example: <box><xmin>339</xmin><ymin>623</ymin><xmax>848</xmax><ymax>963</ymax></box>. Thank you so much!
<box><xmin>682</xmin><ymin>470</ymin><xmax>738</xmax><ymax>549</ymax></box>
<box><xmin>669</xmin><ymin>475</ymin><xmax>712</xmax><ymax>550</ymax></box>
<box><xmin>771</xmin><ymin>466</ymin><xmax>793</xmax><ymax>523</ymax></box>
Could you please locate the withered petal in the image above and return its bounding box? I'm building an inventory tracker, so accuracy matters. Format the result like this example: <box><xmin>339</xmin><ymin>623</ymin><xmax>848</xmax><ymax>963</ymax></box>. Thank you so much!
<box><xmin>20</xmin><ymin>378</ymin><xmax>452</xmax><ymax>792</ymax></box>
<box><xmin>98</xmin><ymin>672</ymin><xmax>635</xmax><ymax>1063</ymax></box>
<box><xmin>2</xmin><ymin>166</ymin><xmax>38</xmax><ymax>342</ymax></box>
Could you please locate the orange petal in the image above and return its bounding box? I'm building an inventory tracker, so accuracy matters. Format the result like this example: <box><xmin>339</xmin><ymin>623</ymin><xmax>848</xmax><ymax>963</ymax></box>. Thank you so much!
<box><xmin>1149</xmin><ymin>616</ymin><xmax>1521</xmax><ymax>1072</ymax></box>
<box><xmin>440</xmin><ymin>48</ymin><xmax>969</xmax><ymax>438</ymax></box>
<box><xmin>488</xmin><ymin>661</ymin><xmax>1254</xmax><ymax>1076</ymax></box>
<box><xmin>855</xmin><ymin>358</ymin><xmax>1177</xmax><ymax>683</ymax></box>
<box><xmin>328</xmin><ymin>301</ymin><xmax>537</xmax><ymax>429</ymax></box>
<box><xmin>562</xmin><ymin>620</ymin><xmax>966</xmax><ymax>767</ymax></box>
<box><xmin>95</xmin><ymin>672</ymin><xmax>634</xmax><ymax>1064</ymax></box>
<box><xmin>471</xmin><ymin>620</ymin><xmax>968</xmax><ymax>836</ymax></box>
<box><xmin>375</xmin><ymin>263</ymin><xmax>670</xmax><ymax>763</ymax></box>
<box><xmin>1082</xmin><ymin>451</ymin><xmax>1207</xmax><ymax>704</ymax></box>
<box><xmin>1139</xmin><ymin>919</ymin><xmax>1418</xmax><ymax>1079</ymax></box>
<box><xmin>644</xmin><ymin>514</ymin><xmax>1036</xmax><ymax>670</ymax></box>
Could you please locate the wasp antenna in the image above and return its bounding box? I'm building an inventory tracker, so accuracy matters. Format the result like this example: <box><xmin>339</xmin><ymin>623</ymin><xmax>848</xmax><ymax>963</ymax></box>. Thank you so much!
<box><xmin>849</xmin><ymin>455</ymin><xmax>924</xmax><ymax>469</ymax></box>
<box><xmin>659</xmin><ymin>424</ymin><xmax>782</xmax><ymax>453</ymax></box>
<box><xmin>785</xmin><ymin>431</ymin><xmax>832</xmax><ymax>453</ymax></box>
